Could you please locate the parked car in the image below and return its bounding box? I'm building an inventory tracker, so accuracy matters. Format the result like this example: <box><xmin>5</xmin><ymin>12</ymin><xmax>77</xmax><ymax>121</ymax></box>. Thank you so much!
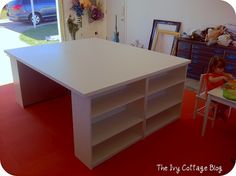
<box><xmin>6</xmin><ymin>0</ymin><xmax>57</xmax><ymax>25</ymax></box>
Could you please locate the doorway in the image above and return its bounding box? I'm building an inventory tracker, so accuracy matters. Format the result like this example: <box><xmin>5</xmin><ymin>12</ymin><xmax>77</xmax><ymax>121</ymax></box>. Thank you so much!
<box><xmin>0</xmin><ymin>0</ymin><xmax>61</xmax><ymax>86</ymax></box>
<box><xmin>106</xmin><ymin>0</ymin><xmax>126</xmax><ymax>43</ymax></box>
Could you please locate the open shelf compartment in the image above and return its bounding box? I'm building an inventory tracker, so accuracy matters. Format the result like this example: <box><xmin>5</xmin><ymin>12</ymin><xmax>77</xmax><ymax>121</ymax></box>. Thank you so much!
<box><xmin>91</xmin><ymin>79</ymin><xmax>145</xmax><ymax>118</ymax></box>
<box><xmin>147</xmin><ymin>82</ymin><xmax>184</xmax><ymax>119</ymax></box>
<box><xmin>148</xmin><ymin>66</ymin><xmax>186</xmax><ymax>95</ymax></box>
<box><xmin>146</xmin><ymin>103</ymin><xmax>181</xmax><ymax>136</ymax></box>
<box><xmin>92</xmin><ymin>99</ymin><xmax>144</xmax><ymax>146</ymax></box>
<box><xmin>92</xmin><ymin>123</ymin><xmax>142</xmax><ymax>167</ymax></box>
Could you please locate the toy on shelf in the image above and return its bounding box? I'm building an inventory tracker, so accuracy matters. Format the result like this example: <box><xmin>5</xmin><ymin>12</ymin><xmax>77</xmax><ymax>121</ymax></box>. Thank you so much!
<box><xmin>217</xmin><ymin>34</ymin><xmax>232</xmax><ymax>47</ymax></box>
<box><xmin>205</xmin><ymin>25</ymin><xmax>225</xmax><ymax>46</ymax></box>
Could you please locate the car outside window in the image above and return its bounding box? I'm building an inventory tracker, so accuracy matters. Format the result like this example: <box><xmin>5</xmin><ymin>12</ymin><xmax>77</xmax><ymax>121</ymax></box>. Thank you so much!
<box><xmin>38</xmin><ymin>0</ymin><xmax>55</xmax><ymax>3</ymax></box>
<box><xmin>13</xmin><ymin>0</ymin><xmax>22</xmax><ymax>4</ymax></box>
<box><xmin>7</xmin><ymin>0</ymin><xmax>57</xmax><ymax>24</ymax></box>
<box><xmin>22</xmin><ymin>0</ymin><xmax>30</xmax><ymax>5</ymax></box>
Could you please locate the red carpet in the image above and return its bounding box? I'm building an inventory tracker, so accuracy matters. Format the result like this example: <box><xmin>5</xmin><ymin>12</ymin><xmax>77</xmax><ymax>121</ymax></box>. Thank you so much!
<box><xmin>0</xmin><ymin>84</ymin><xmax>235</xmax><ymax>176</ymax></box>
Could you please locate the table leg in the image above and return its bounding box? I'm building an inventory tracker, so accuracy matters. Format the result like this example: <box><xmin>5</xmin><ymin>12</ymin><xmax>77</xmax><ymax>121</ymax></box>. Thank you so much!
<box><xmin>71</xmin><ymin>91</ymin><xmax>92</xmax><ymax>169</ymax></box>
<box><xmin>10</xmin><ymin>58</ymin><xmax>67</xmax><ymax>107</ymax></box>
<box><xmin>201</xmin><ymin>95</ymin><xmax>211</xmax><ymax>136</ymax></box>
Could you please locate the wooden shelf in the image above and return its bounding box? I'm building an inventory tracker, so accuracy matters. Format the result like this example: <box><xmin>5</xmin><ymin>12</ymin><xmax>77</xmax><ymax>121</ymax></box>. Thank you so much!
<box><xmin>92</xmin><ymin>107</ymin><xmax>143</xmax><ymax>146</ymax></box>
<box><xmin>92</xmin><ymin>124</ymin><xmax>142</xmax><ymax>167</ymax></box>
<box><xmin>148</xmin><ymin>80</ymin><xmax>184</xmax><ymax>96</ymax></box>
<box><xmin>147</xmin><ymin>99</ymin><xmax>181</xmax><ymax>119</ymax></box>
<box><xmin>148</xmin><ymin>66</ymin><xmax>186</xmax><ymax>95</ymax></box>
<box><xmin>92</xmin><ymin>87</ymin><xmax>144</xmax><ymax>118</ymax></box>
<box><xmin>146</xmin><ymin>104</ymin><xmax>181</xmax><ymax>135</ymax></box>
<box><xmin>147</xmin><ymin>83</ymin><xmax>184</xmax><ymax>119</ymax></box>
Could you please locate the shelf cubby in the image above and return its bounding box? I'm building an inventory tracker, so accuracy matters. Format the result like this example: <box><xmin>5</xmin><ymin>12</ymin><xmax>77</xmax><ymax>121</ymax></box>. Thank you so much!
<box><xmin>146</xmin><ymin>103</ymin><xmax>181</xmax><ymax>136</ymax></box>
<box><xmin>91</xmin><ymin>79</ymin><xmax>145</xmax><ymax>118</ymax></box>
<box><xmin>147</xmin><ymin>82</ymin><xmax>184</xmax><ymax>119</ymax></box>
<box><xmin>148</xmin><ymin>66</ymin><xmax>186</xmax><ymax>95</ymax></box>
<box><xmin>92</xmin><ymin>99</ymin><xmax>144</xmax><ymax>146</ymax></box>
<box><xmin>92</xmin><ymin>123</ymin><xmax>142</xmax><ymax>167</ymax></box>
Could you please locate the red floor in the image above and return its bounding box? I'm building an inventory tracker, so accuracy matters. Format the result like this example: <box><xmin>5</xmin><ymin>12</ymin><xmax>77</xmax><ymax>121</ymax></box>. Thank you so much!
<box><xmin>0</xmin><ymin>84</ymin><xmax>235</xmax><ymax>176</ymax></box>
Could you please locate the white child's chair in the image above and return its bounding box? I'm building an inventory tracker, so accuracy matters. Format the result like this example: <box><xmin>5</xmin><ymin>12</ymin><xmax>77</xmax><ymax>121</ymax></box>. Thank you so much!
<box><xmin>193</xmin><ymin>74</ymin><xmax>218</xmax><ymax>127</ymax></box>
<box><xmin>193</xmin><ymin>74</ymin><xmax>231</xmax><ymax>127</ymax></box>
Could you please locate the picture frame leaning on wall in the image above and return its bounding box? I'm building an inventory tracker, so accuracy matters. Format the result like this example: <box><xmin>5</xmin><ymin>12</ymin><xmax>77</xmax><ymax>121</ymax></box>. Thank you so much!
<box><xmin>148</xmin><ymin>19</ymin><xmax>181</xmax><ymax>55</ymax></box>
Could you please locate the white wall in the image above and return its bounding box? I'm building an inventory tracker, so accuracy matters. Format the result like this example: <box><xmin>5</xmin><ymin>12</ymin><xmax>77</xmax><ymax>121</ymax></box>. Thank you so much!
<box><xmin>62</xmin><ymin>0</ymin><xmax>106</xmax><ymax>41</ymax></box>
<box><xmin>126</xmin><ymin>0</ymin><xmax>236</xmax><ymax>48</ymax></box>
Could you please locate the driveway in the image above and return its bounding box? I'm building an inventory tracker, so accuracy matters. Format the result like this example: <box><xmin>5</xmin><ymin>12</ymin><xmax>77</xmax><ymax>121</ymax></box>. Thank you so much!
<box><xmin>0</xmin><ymin>19</ymin><xmax>56</xmax><ymax>86</ymax></box>
<box><xmin>0</xmin><ymin>19</ymin><xmax>30</xmax><ymax>86</ymax></box>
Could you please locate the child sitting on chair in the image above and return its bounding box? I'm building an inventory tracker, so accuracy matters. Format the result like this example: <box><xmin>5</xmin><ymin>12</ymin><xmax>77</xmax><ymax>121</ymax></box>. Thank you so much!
<box><xmin>206</xmin><ymin>56</ymin><xmax>233</xmax><ymax>119</ymax></box>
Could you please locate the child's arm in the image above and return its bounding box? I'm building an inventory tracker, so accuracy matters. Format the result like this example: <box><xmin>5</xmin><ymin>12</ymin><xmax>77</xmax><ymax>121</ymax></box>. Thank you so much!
<box><xmin>223</xmin><ymin>72</ymin><xmax>234</xmax><ymax>80</ymax></box>
<box><xmin>208</xmin><ymin>75</ymin><xmax>229</xmax><ymax>83</ymax></box>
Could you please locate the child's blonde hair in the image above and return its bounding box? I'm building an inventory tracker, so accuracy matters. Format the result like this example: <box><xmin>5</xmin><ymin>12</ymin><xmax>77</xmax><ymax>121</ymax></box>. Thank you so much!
<box><xmin>207</xmin><ymin>56</ymin><xmax>226</xmax><ymax>73</ymax></box>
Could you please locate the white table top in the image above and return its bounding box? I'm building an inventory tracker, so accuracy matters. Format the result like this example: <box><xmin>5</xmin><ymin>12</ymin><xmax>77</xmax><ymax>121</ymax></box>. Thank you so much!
<box><xmin>208</xmin><ymin>87</ymin><xmax>236</xmax><ymax>108</ymax></box>
<box><xmin>5</xmin><ymin>38</ymin><xmax>190</xmax><ymax>96</ymax></box>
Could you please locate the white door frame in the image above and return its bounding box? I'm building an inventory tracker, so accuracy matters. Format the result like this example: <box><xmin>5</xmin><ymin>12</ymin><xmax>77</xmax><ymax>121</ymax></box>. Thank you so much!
<box><xmin>124</xmin><ymin>0</ymin><xmax>127</xmax><ymax>43</ymax></box>
<box><xmin>56</xmin><ymin>0</ymin><xmax>66</xmax><ymax>41</ymax></box>
<box><xmin>0</xmin><ymin>0</ymin><xmax>11</xmax><ymax>13</ymax></box>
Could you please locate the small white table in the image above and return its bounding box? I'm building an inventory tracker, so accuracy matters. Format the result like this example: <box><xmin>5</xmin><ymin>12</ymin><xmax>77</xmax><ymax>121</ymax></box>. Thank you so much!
<box><xmin>5</xmin><ymin>38</ymin><xmax>190</xmax><ymax>168</ymax></box>
<box><xmin>202</xmin><ymin>87</ymin><xmax>236</xmax><ymax>136</ymax></box>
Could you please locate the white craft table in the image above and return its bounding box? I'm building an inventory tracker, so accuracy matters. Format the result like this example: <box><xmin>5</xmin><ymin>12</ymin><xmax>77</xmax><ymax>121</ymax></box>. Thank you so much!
<box><xmin>202</xmin><ymin>87</ymin><xmax>236</xmax><ymax>136</ymax></box>
<box><xmin>5</xmin><ymin>38</ymin><xmax>190</xmax><ymax>169</ymax></box>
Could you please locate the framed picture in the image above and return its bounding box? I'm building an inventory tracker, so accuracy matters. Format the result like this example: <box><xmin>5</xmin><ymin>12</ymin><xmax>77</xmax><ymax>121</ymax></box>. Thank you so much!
<box><xmin>148</xmin><ymin>19</ymin><xmax>181</xmax><ymax>55</ymax></box>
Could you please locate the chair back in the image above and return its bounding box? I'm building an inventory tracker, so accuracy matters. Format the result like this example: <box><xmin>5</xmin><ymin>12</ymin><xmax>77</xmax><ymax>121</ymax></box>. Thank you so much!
<box><xmin>197</xmin><ymin>74</ymin><xmax>208</xmax><ymax>99</ymax></box>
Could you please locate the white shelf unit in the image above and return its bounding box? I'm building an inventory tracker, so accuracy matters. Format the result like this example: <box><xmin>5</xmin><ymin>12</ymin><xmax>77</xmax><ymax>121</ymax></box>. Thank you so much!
<box><xmin>146</xmin><ymin>103</ymin><xmax>181</xmax><ymax>135</ymax></box>
<box><xmin>92</xmin><ymin>99</ymin><xmax>144</xmax><ymax>146</ymax></box>
<box><xmin>145</xmin><ymin>66</ymin><xmax>186</xmax><ymax>135</ymax></box>
<box><xmin>148</xmin><ymin>66</ymin><xmax>186</xmax><ymax>96</ymax></box>
<box><xmin>92</xmin><ymin>123</ymin><xmax>142</xmax><ymax>167</ymax></box>
<box><xmin>146</xmin><ymin>82</ymin><xmax>184</xmax><ymax>119</ymax></box>
<box><xmin>91</xmin><ymin>80</ymin><xmax>146</xmax><ymax>118</ymax></box>
<box><xmin>74</xmin><ymin>66</ymin><xmax>187</xmax><ymax>169</ymax></box>
<box><xmin>88</xmin><ymin>79</ymin><xmax>146</xmax><ymax>168</ymax></box>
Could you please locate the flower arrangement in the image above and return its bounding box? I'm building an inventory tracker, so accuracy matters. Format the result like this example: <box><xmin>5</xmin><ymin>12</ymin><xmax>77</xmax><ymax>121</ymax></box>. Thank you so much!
<box><xmin>88</xmin><ymin>3</ymin><xmax>104</xmax><ymax>22</ymax></box>
<box><xmin>88</xmin><ymin>2</ymin><xmax>104</xmax><ymax>23</ymax></box>
<box><xmin>71</xmin><ymin>0</ymin><xmax>84</xmax><ymax>17</ymax></box>
<box><xmin>80</xmin><ymin>0</ymin><xmax>91</xmax><ymax>8</ymax></box>
<box><xmin>70</xmin><ymin>0</ymin><xmax>104</xmax><ymax>22</ymax></box>
<box><xmin>68</xmin><ymin>0</ymin><xmax>104</xmax><ymax>40</ymax></box>
<box><xmin>67</xmin><ymin>15</ymin><xmax>79</xmax><ymax>40</ymax></box>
